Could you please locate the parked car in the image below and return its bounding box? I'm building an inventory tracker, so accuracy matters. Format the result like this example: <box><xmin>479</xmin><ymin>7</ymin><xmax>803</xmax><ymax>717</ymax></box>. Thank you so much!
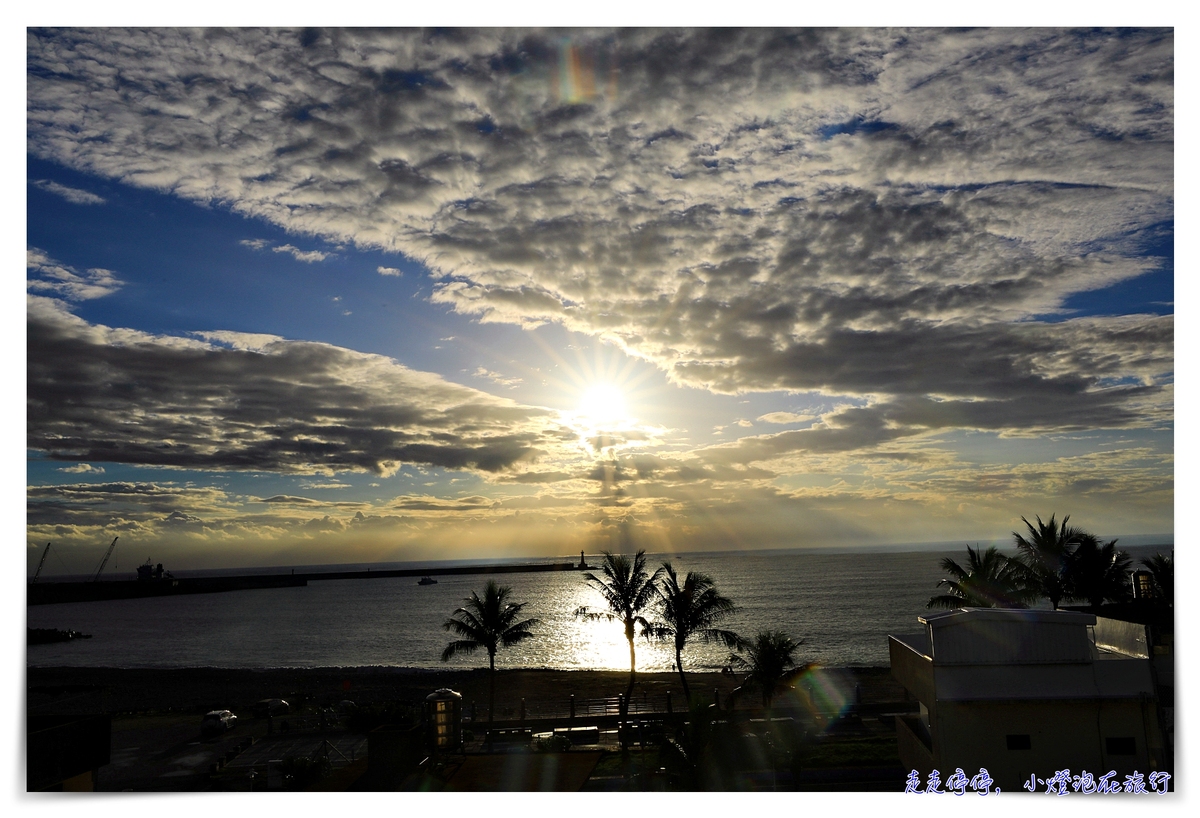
<box><xmin>252</xmin><ymin>698</ymin><xmax>290</xmax><ymax>718</ymax></box>
<box><xmin>201</xmin><ymin>709</ymin><xmax>237</xmax><ymax>735</ymax></box>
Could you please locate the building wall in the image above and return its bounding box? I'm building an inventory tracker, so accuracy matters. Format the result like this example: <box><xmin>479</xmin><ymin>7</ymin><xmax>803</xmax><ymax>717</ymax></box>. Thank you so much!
<box><xmin>930</xmin><ymin>699</ymin><xmax>1159</xmax><ymax>791</ymax></box>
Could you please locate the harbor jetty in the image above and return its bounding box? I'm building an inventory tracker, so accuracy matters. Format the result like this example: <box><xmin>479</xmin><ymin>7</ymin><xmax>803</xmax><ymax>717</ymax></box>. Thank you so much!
<box><xmin>27</xmin><ymin>560</ymin><xmax>580</xmax><ymax>606</ymax></box>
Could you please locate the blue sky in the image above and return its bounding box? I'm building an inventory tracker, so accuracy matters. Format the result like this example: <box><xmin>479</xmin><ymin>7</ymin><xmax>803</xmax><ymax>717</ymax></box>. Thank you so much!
<box><xmin>24</xmin><ymin>28</ymin><xmax>1174</xmax><ymax>572</ymax></box>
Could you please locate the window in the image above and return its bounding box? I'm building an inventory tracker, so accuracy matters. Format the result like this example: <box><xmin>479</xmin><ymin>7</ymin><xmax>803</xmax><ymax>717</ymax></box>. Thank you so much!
<box><xmin>1106</xmin><ymin>737</ymin><xmax>1136</xmax><ymax>755</ymax></box>
<box><xmin>1006</xmin><ymin>734</ymin><xmax>1031</xmax><ymax>750</ymax></box>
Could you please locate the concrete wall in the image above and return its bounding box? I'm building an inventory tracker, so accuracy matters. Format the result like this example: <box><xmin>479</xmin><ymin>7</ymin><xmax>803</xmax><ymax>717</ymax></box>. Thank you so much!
<box><xmin>931</xmin><ymin>699</ymin><xmax>1161</xmax><ymax>791</ymax></box>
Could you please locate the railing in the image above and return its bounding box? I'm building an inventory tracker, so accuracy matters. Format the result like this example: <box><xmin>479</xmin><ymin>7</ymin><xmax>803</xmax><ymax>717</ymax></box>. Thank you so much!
<box><xmin>533</xmin><ymin>693</ymin><xmax>675</xmax><ymax>719</ymax></box>
<box><xmin>470</xmin><ymin>693</ymin><xmax>678</xmax><ymax>723</ymax></box>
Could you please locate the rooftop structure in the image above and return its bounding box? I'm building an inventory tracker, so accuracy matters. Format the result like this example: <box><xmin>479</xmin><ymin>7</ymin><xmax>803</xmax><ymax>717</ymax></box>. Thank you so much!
<box><xmin>889</xmin><ymin>608</ymin><xmax>1168</xmax><ymax>791</ymax></box>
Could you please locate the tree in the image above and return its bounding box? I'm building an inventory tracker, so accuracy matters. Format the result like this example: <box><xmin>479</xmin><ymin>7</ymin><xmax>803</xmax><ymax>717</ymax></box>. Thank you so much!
<box><xmin>1141</xmin><ymin>552</ymin><xmax>1173</xmax><ymax>607</ymax></box>
<box><xmin>1066</xmin><ymin>536</ymin><xmax>1132</xmax><ymax>610</ymax></box>
<box><xmin>927</xmin><ymin>545</ymin><xmax>1028</xmax><ymax>610</ymax></box>
<box><xmin>1012</xmin><ymin>514</ymin><xmax>1078</xmax><ymax>609</ymax></box>
<box><xmin>576</xmin><ymin>551</ymin><xmax>664</xmax><ymax>722</ymax></box>
<box><xmin>441</xmin><ymin>580</ymin><xmax>538</xmax><ymax>744</ymax></box>
<box><xmin>728</xmin><ymin>630</ymin><xmax>816</xmax><ymax>711</ymax></box>
<box><xmin>645</xmin><ymin>562</ymin><xmax>741</xmax><ymax>705</ymax></box>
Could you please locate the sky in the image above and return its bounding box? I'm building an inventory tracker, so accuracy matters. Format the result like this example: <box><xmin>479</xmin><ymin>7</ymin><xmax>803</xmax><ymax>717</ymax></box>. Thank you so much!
<box><xmin>23</xmin><ymin>27</ymin><xmax>1175</xmax><ymax>574</ymax></box>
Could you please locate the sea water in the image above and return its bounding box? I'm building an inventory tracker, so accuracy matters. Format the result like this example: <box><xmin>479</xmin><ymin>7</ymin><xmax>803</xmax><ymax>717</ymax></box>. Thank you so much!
<box><xmin>26</xmin><ymin>546</ymin><xmax>1171</xmax><ymax>671</ymax></box>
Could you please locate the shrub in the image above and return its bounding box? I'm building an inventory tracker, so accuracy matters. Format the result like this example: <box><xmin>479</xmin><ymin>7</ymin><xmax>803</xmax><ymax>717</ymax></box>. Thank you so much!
<box><xmin>532</xmin><ymin>734</ymin><xmax>572</xmax><ymax>753</ymax></box>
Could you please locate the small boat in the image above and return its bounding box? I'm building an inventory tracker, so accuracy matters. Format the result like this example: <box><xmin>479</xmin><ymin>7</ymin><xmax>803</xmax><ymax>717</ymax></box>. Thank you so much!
<box><xmin>417</xmin><ymin>576</ymin><xmax>438</xmax><ymax>585</ymax></box>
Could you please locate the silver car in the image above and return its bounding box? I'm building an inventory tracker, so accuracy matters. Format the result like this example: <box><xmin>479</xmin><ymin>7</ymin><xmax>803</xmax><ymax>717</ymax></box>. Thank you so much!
<box><xmin>201</xmin><ymin>709</ymin><xmax>237</xmax><ymax>735</ymax></box>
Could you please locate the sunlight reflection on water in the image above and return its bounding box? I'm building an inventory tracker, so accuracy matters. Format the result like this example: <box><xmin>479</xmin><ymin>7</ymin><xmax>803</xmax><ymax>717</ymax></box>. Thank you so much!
<box><xmin>25</xmin><ymin>547</ymin><xmax>1170</xmax><ymax>671</ymax></box>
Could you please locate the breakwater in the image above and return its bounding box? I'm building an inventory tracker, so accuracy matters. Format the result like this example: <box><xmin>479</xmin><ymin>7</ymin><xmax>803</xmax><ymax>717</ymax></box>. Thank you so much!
<box><xmin>27</xmin><ymin>561</ymin><xmax>581</xmax><ymax>606</ymax></box>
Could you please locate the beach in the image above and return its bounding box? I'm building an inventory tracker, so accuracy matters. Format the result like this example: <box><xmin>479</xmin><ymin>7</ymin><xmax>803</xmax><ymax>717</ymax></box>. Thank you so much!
<box><xmin>28</xmin><ymin>664</ymin><xmax>907</xmax><ymax>718</ymax></box>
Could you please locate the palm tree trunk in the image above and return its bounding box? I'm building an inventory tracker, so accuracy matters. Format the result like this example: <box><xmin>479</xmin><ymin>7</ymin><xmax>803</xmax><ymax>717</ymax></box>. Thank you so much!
<box><xmin>625</xmin><ymin>635</ymin><xmax>636</xmax><ymax>709</ymax></box>
<box><xmin>621</xmin><ymin>634</ymin><xmax>635</xmax><ymax>751</ymax></box>
<box><xmin>487</xmin><ymin>650</ymin><xmax>496</xmax><ymax>751</ymax></box>
<box><xmin>675</xmin><ymin>645</ymin><xmax>690</xmax><ymax>704</ymax></box>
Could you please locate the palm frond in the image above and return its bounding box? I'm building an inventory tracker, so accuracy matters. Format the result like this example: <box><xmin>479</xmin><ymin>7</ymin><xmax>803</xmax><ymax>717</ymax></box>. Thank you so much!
<box><xmin>697</xmin><ymin>627</ymin><xmax>742</xmax><ymax>648</ymax></box>
<box><xmin>441</xmin><ymin>579</ymin><xmax>536</xmax><ymax>665</ymax></box>
<box><xmin>500</xmin><ymin>617</ymin><xmax>540</xmax><ymax>646</ymax></box>
<box><xmin>441</xmin><ymin>639</ymin><xmax>481</xmax><ymax>661</ymax></box>
<box><xmin>928</xmin><ymin>545</ymin><xmax>1028</xmax><ymax>609</ymax></box>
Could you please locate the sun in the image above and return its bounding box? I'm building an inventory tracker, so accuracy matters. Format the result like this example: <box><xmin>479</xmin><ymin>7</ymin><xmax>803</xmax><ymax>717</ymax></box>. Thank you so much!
<box><xmin>577</xmin><ymin>382</ymin><xmax>627</xmax><ymax>426</ymax></box>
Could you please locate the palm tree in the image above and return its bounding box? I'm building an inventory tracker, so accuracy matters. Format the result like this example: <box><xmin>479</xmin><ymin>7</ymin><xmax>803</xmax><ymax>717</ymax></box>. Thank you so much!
<box><xmin>1012</xmin><ymin>514</ymin><xmax>1078</xmax><ymax>609</ymax></box>
<box><xmin>645</xmin><ymin>562</ymin><xmax>741</xmax><ymax>705</ymax></box>
<box><xmin>442</xmin><ymin>580</ymin><xmax>539</xmax><ymax>743</ymax></box>
<box><xmin>1141</xmin><ymin>552</ymin><xmax>1173</xmax><ymax>607</ymax></box>
<box><xmin>728</xmin><ymin>630</ymin><xmax>816</xmax><ymax>711</ymax></box>
<box><xmin>927</xmin><ymin>545</ymin><xmax>1028</xmax><ymax>610</ymax></box>
<box><xmin>1066</xmin><ymin>536</ymin><xmax>1132</xmax><ymax>610</ymax></box>
<box><xmin>576</xmin><ymin>550</ymin><xmax>664</xmax><ymax>720</ymax></box>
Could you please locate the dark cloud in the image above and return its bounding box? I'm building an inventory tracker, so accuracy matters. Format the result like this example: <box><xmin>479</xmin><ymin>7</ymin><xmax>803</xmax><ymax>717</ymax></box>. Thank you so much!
<box><xmin>676</xmin><ymin>315</ymin><xmax>1172</xmax><ymax>402</ymax></box>
<box><xmin>27</xmin><ymin>297</ymin><xmax>567</xmax><ymax>476</ymax></box>
<box><xmin>26</xmin><ymin>481</ymin><xmax>229</xmax><ymax>527</ymax></box>
<box><xmin>501</xmin><ymin>470</ymin><xmax>575</xmax><ymax>484</ymax></box>
<box><xmin>390</xmin><ymin>496</ymin><xmax>496</xmax><ymax>511</ymax></box>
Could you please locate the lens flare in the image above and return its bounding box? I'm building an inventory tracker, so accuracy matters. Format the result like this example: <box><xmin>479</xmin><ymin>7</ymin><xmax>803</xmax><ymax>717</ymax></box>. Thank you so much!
<box><xmin>780</xmin><ymin>666</ymin><xmax>854</xmax><ymax>732</ymax></box>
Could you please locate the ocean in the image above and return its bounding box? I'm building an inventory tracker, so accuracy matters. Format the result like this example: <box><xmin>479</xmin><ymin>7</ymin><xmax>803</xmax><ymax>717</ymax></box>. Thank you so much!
<box><xmin>26</xmin><ymin>545</ymin><xmax>1172</xmax><ymax>671</ymax></box>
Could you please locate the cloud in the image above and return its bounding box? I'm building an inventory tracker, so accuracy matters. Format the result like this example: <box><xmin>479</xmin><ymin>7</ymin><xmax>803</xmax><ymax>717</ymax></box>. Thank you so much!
<box><xmin>31</xmin><ymin>179</ymin><xmax>105</xmax><ymax>205</ymax></box>
<box><xmin>260</xmin><ymin>495</ymin><xmax>326</xmax><ymax>505</ymax></box>
<box><xmin>27</xmin><ymin>247</ymin><xmax>123</xmax><ymax>301</ymax></box>
<box><xmin>390</xmin><ymin>495</ymin><xmax>496</xmax><ymax>511</ymax></box>
<box><xmin>273</xmin><ymin>244</ymin><xmax>329</xmax><ymax>262</ymax></box>
<box><xmin>27</xmin><ymin>296</ymin><xmax>570</xmax><ymax>476</ymax></box>
<box><xmin>377</xmin><ymin>266</ymin><xmax>403</xmax><ymax>276</ymax></box>
<box><xmin>196</xmin><ymin>330</ymin><xmax>286</xmax><ymax>351</ymax></box>
<box><xmin>473</xmin><ymin>366</ymin><xmax>523</xmax><ymax>388</ymax></box>
<box><xmin>24</xmin><ymin>28</ymin><xmax>1172</xmax><ymax>444</ymax></box>
<box><xmin>757</xmin><ymin>412</ymin><xmax>815</xmax><ymax>425</ymax></box>
<box><xmin>240</xmin><ymin>238</ymin><xmax>329</xmax><ymax>262</ymax></box>
<box><xmin>163</xmin><ymin>510</ymin><xmax>203</xmax><ymax>526</ymax></box>
<box><xmin>500</xmin><ymin>470</ymin><xmax>575</xmax><ymax>484</ymax></box>
<box><xmin>57</xmin><ymin>463</ymin><xmax>105</xmax><ymax>474</ymax></box>
<box><xmin>26</xmin><ymin>481</ymin><xmax>233</xmax><ymax>528</ymax></box>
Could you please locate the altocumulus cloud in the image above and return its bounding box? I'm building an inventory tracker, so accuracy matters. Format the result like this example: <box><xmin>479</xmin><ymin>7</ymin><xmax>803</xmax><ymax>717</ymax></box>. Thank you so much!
<box><xmin>27</xmin><ymin>247</ymin><xmax>123</xmax><ymax>301</ymax></box>
<box><xmin>26</xmin><ymin>28</ymin><xmax>1172</xmax><ymax>445</ymax></box>
<box><xmin>27</xmin><ymin>296</ymin><xmax>569</xmax><ymax>476</ymax></box>
<box><xmin>273</xmin><ymin>244</ymin><xmax>329</xmax><ymax>263</ymax></box>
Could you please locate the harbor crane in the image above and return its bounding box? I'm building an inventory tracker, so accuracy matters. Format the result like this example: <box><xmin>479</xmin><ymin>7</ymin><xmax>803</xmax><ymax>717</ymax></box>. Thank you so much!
<box><xmin>32</xmin><ymin>542</ymin><xmax>51</xmax><ymax>584</ymax></box>
<box><xmin>92</xmin><ymin>536</ymin><xmax>119</xmax><ymax>582</ymax></box>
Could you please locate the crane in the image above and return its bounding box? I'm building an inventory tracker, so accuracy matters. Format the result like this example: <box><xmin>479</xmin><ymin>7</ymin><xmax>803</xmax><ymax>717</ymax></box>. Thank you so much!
<box><xmin>32</xmin><ymin>542</ymin><xmax>51</xmax><ymax>584</ymax></box>
<box><xmin>92</xmin><ymin>536</ymin><xmax>119</xmax><ymax>582</ymax></box>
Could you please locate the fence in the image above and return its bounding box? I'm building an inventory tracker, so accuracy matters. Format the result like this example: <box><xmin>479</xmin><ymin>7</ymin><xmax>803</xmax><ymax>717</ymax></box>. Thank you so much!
<box><xmin>479</xmin><ymin>693</ymin><xmax>677</xmax><ymax>723</ymax></box>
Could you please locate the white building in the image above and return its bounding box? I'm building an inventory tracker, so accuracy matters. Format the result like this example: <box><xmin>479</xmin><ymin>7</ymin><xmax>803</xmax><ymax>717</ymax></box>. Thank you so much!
<box><xmin>888</xmin><ymin>608</ymin><xmax>1168</xmax><ymax>791</ymax></box>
